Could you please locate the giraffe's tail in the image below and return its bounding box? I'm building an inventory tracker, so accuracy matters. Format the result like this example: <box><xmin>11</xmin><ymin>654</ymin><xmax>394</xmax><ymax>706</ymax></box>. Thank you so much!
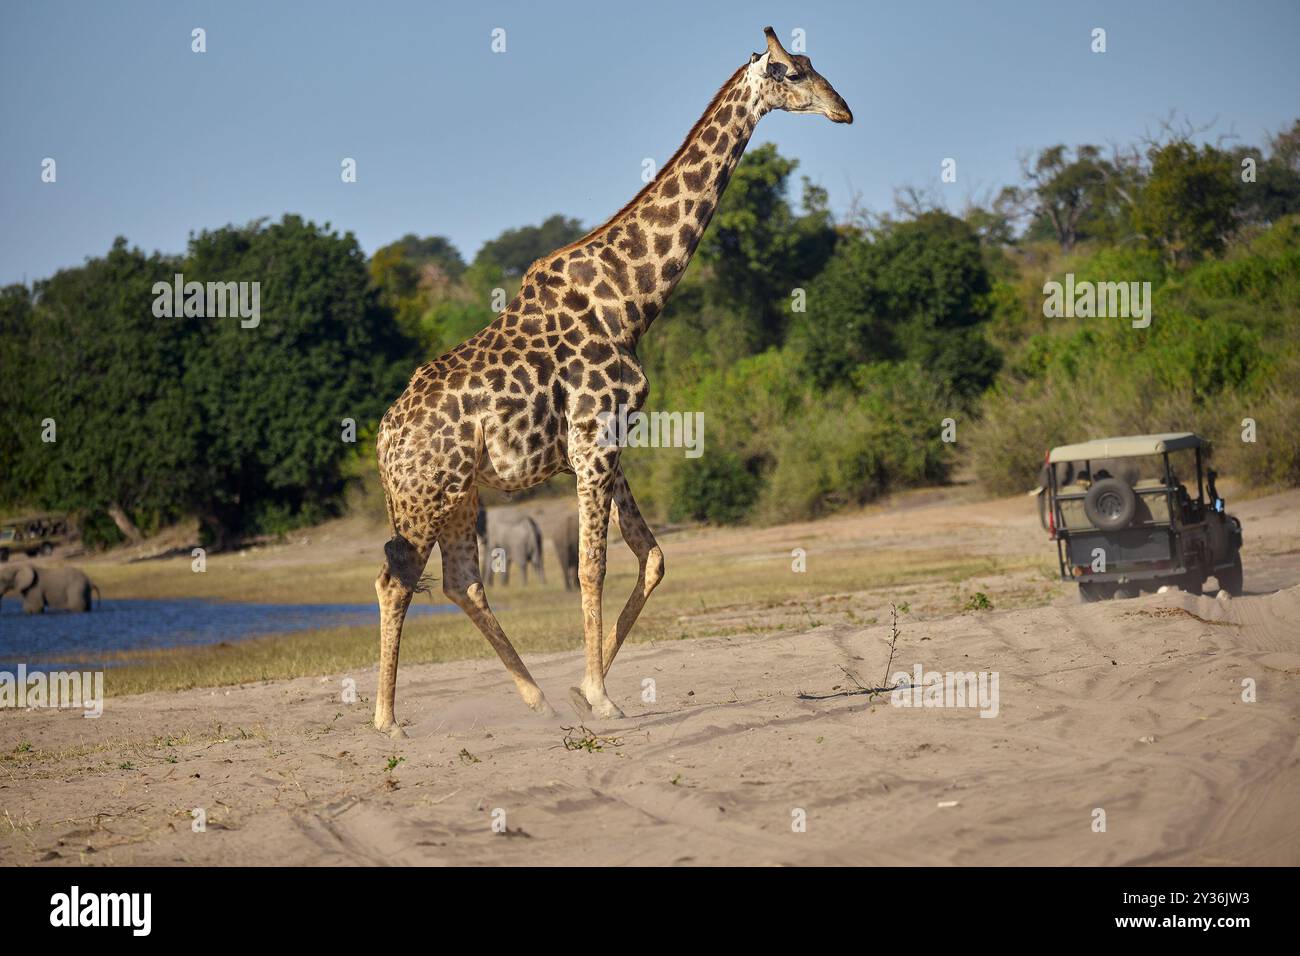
<box><xmin>383</xmin><ymin>534</ymin><xmax>437</xmax><ymax>595</ymax></box>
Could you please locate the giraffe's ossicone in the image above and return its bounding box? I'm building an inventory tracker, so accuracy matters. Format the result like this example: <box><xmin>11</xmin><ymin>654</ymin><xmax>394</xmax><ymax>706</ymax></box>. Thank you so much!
<box><xmin>372</xmin><ymin>27</ymin><xmax>852</xmax><ymax>736</ymax></box>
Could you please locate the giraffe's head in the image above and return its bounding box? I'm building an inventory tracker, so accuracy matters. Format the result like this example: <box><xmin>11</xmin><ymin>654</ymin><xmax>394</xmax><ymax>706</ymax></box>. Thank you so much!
<box><xmin>751</xmin><ymin>27</ymin><xmax>853</xmax><ymax>124</ymax></box>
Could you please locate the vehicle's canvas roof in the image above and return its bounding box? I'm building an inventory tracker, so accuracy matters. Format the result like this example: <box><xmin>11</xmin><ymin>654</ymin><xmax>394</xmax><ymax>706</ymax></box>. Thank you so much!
<box><xmin>1048</xmin><ymin>432</ymin><xmax>1202</xmax><ymax>463</ymax></box>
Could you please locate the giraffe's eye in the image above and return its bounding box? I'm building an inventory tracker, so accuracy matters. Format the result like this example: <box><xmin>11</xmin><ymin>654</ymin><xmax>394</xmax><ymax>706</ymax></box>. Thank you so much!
<box><xmin>786</xmin><ymin>72</ymin><xmax>805</xmax><ymax>82</ymax></box>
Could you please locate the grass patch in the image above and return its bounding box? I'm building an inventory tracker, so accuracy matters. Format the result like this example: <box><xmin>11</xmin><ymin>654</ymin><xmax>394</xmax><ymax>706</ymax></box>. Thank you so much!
<box><xmin>91</xmin><ymin>535</ymin><xmax>1047</xmax><ymax>697</ymax></box>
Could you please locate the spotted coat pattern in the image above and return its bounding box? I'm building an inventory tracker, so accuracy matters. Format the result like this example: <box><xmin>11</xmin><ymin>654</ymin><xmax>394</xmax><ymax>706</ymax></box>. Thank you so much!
<box><xmin>372</xmin><ymin>38</ymin><xmax>850</xmax><ymax>734</ymax></box>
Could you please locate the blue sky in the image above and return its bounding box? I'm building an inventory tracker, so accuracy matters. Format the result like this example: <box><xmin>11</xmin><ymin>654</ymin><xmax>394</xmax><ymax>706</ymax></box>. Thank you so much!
<box><xmin>2</xmin><ymin>0</ymin><xmax>1297</xmax><ymax>285</ymax></box>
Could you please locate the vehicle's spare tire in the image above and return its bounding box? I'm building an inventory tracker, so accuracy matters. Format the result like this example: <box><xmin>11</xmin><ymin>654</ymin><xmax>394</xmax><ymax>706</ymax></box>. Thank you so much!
<box><xmin>1084</xmin><ymin>477</ymin><xmax>1137</xmax><ymax>531</ymax></box>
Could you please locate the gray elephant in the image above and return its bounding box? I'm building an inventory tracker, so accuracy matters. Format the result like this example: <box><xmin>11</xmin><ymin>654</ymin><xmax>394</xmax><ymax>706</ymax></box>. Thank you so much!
<box><xmin>0</xmin><ymin>563</ymin><xmax>100</xmax><ymax>614</ymax></box>
<box><xmin>476</xmin><ymin>502</ymin><xmax>489</xmax><ymax>578</ymax></box>
<box><xmin>484</xmin><ymin>512</ymin><xmax>545</xmax><ymax>586</ymax></box>
<box><xmin>550</xmin><ymin>512</ymin><xmax>579</xmax><ymax>591</ymax></box>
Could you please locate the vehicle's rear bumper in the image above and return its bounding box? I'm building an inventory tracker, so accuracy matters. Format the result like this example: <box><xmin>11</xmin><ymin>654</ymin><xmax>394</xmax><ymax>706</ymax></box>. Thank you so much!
<box><xmin>1061</xmin><ymin>566</ymin><xmax>1187</xmax><ymax>584</ymax></box>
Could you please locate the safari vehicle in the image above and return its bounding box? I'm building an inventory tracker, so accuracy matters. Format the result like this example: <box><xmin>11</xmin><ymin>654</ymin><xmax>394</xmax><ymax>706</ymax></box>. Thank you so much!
<box><xmin>1038</xmin><ymin>433</ymin><xmax>1243</xmax><ymax>601</ymax></box>
<box><xmin>0</xmin><ymin>513</ymin><xmax>70</xmax><ymax>562</ymax></box>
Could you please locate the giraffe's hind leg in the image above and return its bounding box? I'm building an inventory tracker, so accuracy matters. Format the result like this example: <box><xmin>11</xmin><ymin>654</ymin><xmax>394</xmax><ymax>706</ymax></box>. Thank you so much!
<box><xmin>440</xmin><ymin>491</ymin><xmax>557</xmax><ymax>717</ymax></box>
<box><xmin>374</xmin><ymin>527</ymin><xmax>437</xmax><ymax>738</ymax></box>
<box><xmin>374</xmin><ymin>463</ymin><xmax>466</xmax><ymax>736</ymax></box>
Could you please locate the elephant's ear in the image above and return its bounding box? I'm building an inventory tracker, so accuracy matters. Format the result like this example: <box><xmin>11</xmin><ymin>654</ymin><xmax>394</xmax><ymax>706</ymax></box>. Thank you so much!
<box><xmin>15</xmin><ymin>565</ymin><xmax>37</xmax><ymax>592</ymax></box>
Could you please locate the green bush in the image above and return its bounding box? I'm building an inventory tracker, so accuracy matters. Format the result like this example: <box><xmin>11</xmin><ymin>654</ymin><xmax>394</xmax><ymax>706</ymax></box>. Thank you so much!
<box><xmin>668</xmin><ymin>451</ymin><xmax>761</xmax><ymax>525</ymax></box>
<box><xmin>758</xmin><ymin>364</ymin><xmax>952</xmax><ymax>522</ymax></box>
<box><xmin>79</xmin><ymin>512</ymin><xmax>126</xmax><ymax>552</ymax></box>
<box><xmin>791</xmin><ymin>211</ymin><xmax>999</xmax><ymax>399</ymax></box>
<box><xmin>1215</xmin><ymin>356</ymin><xmax>1300</xmax><ymax>490</ymax></box>
<box><xmin>970</xmin><ymin>217</ymin><xmax>1300</xmax><ymax>495</ymax></box>
<box><xmin>627</xmin><ymin>350</ymin><xmax>803</xmax><ymax>522</ymax></box>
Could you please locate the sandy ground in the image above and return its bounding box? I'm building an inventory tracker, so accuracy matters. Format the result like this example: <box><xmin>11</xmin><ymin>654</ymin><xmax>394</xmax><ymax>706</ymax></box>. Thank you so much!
<box><xmin>3</xmin><ymin>488</ymin><xmax>1299</xmax><ymax>866</ymax></box>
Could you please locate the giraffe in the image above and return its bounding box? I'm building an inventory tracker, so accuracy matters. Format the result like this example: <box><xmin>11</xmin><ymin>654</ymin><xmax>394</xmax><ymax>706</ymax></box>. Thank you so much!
<box><xmin>372</xmin><ymin>27</ymin><xmax>851</xmax><ymax>736</ymax></box>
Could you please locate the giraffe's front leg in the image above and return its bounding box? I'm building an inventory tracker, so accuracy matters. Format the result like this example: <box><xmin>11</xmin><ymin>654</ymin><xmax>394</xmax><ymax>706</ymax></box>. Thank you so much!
<box><xmin>571</xmin><ymin>472</ymin><xmax>623</xmax><ymax>719</ymax></box>
<box><xmin>601</xmin><ymin>469</ymin><xmax>664</xmax><ymax>678</ymax></box>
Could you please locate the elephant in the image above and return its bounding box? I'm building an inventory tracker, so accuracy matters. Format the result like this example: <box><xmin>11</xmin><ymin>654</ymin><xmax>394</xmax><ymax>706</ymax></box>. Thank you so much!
<box><xmin>483</xmin><ymin>512</ymin><xmax>545</xmax><ymax>587</ymax></box>
<box><xmin>476</xmin><ymin>502</ymin><xmax>489</xmax><ymax>578</ymax></box>
<box><xmin>0</xmin><ymin>563</ymin><xmax>100</xmax><ymax>614</ymax></box>
<box><xmin>550</xmin><ymin>512</ymin><xmax>580</xmax><ymax>591</ymax></box>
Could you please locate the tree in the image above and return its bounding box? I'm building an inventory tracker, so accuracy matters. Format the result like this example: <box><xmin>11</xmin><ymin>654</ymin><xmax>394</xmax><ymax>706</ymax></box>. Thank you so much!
<box><xmin>1019</xmin><ymin>144</ymin><xmax>1131</xmax><ymax>250</ymax></box>
<box><xmin>1235</xmin><ymin>119</ymin><xmax>1300</xmax><ymax>226</ymax></box>
<box><xmin>369</xmin><ymin>234</ymin><xmax>468</xmax><ymax>353</ymax></box>
<box><xmin>472</xmin><ymin>214</ymin><xmax>586</xmax><ymax>276</ymax></box>
<box><xmin>1133</xmin><ymin>141</ymin><xmax>1237</xmax><ymax>266</ymax></box>
<box><xmin>638</xmin><ymin>146</ymin><xmax>838</xmax><ymax>395</ymax></box>
<box><xmin>180</xmin><ymin>216</ymin><xmax>416</xmax><ymax>540</ymax></box>
<box><xmin>5</xmin><ymin>240</ymin><xmax>198</xmax><ymax>537</ymax></box>
<box><xmin>369</xmin><ymin>234</ymin><xmax>466</xmax><ymax>302</ymax></box>
<box><xmin>696</xmin><ymin>144</ymin><xmax>838</xmax><ymax>347</ymax></box>
<box><xmin>0</xmin><ymin>219</ymin><xmax>417</xmax><ymax>546</ymax></box>
<box><xmin>0</xmin><ymin>284</ymin><xmax>38</xmax><ymax>509</ymax></box>
<box><xmin>791</xmin><ymin>211</ymin><xmax>1000</xmax><ymax>399</ymax></box>
<box><xmin>963</xmin><ymin>186</ymin><xmax>1023</xmax><ymax>248</ymax></box>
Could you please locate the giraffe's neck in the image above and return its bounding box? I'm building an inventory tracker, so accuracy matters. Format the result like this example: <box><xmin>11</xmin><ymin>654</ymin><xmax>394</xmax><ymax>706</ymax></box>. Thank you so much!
<box><xmin>578</xmin><ymin>60</ymin><xmax>768</xmax><ymax>349</ymax></box>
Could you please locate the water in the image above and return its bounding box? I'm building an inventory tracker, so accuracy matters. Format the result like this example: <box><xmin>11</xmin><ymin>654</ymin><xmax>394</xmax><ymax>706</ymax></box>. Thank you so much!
<box><xmin>0</xmin><ymin>598</ymin><xmax>454</xmax><ymax>670</ymax></box>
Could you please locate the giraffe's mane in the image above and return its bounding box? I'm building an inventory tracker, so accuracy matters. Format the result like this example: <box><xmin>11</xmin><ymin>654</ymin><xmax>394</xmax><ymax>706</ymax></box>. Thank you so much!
<box><xmin>544</xmin><ymin>62</ymin><xmax>750</xmax><ymax>261</ymax></box>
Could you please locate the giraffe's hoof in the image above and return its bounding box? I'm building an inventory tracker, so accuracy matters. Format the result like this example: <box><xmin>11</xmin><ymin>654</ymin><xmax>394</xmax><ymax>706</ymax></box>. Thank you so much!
<box><xmin>573</xmin><ymin>685</ymin><xmax>625</xmax><ymax>720</ymax></box>
<box><xmin>568</xmin><ymin>687</ymin><xmax>594</xmax><ymax>719</ymax></box>
<box><xmin>520</xmin><ymin>684</ymin><xmax>557</xmax><ymax>718</ymax></box>
<box><xmin>375</xmin><ymin>720</ymin><xmax>407</xmax><ymax>739</ymax></box>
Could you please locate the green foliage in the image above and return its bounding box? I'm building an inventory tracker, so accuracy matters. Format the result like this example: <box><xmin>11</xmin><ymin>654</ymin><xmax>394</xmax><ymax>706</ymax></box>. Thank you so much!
<box><xmin>791</xmin><ymin>211</ymin><xmax>1000</xmax><ymax>399</ymax></box>
<box><xmin>971</xmin><ymin>216</ymin><xmax>1300</xmax><ymax>494</ymax></box>
<box><xmin>423</xmin><ymin>297</ymin><xmax>498</xmax><ymax>357</ymax></box>
<box><xmin>1234</xmin><ymin>120</ymin><xmax>1300</xmax><ymax>226</ymax></box>
<box><xmin>6</xmin><ymin>239</ymin><xmax>198</xmax><ymax>525</ymax></box>
<box><xmin>632</xmin><ymin>351</ymin><xmax>952</xmax><ymax>525</ymax></box>
<box><xmin>0</xmin><ymin>284</ymin><xmax>37</xmax><ymax>490</ymax></box>
<box><xmin>1134</xmin><ymin>141</ymin><xmax>1237</xmax><ymax>266</ymax></box>
<box><xmin>8</xmin><ymin>121</ymin><xmax>1300</xmax><ymax>550</ymax></box>
<box><xmin>641</xmin><ymin>146</ymin><xmax>839</xmax><ymax>392</ymax></box>
<box><xmin>369</xmin><ymin>233</ymin><xmax>468</xmax><ymax>352</ymax></box>
<box><xmin>639</xmin><ymin>273</ymin><xmax>763</xmax><ymax>394</ymax></box>
<box><xmin>696</xmin><ymin>144</ymin><xmax>838</xmax><ymax>346</ymax></box>
<box><xmin>1215</xmin><ymin>356</ymin><xmax>1300</xmax><ymax>489</ymax></box>
<box><xmin>473</xmin><ymin>214</ymin><xmax>586</xmax><ymax>276</ymax></box>
<box><xmin>669</xmin><ymin>451</ymin><xmax>761</xmax><ymax>525</ymax></box>
<box><xmin>0</xmin><ymin>218</ymin><xmax>416</xmax><ymax>542</ymax></box>
<box><xmin>758</xmin><ymin>364</ymin><xmax>952</xmax><ymax>522</ymax></box>
<box><xmin>78</xmin><ymin>511</ymin><xmax>127</xmax><ymax>551</ymax></box>
<box><xmin>1019</xmin><ymin>144</ymin><xmax>1132</xmax><ymax>250</ymax></box>
<box><xmin>369</xmin><ymin>234</ymin><xmax>465</xmax><ymax>300</ymax></box>
<box><xmin>180</xmin><ymin>217</ymin><xmax>416</xmax><ymax>537</ymax></box>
